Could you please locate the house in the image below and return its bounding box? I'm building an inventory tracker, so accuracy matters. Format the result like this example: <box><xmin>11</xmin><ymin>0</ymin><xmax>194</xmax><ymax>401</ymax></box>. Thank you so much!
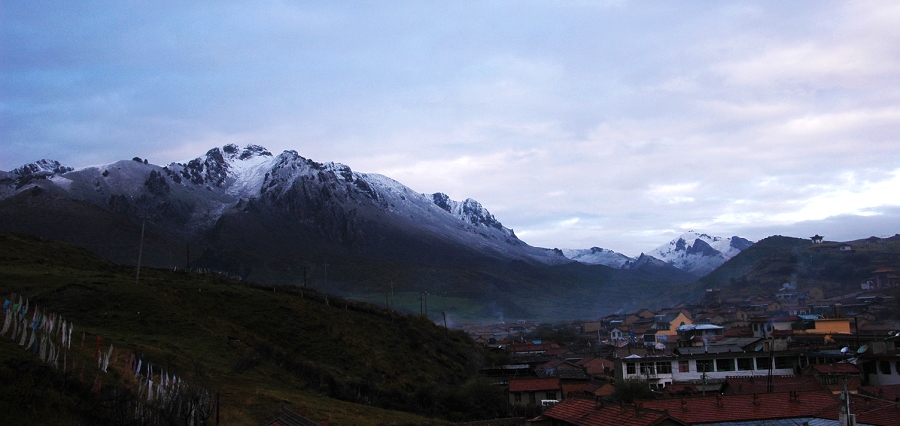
<box><xmin>871</xmin><ymin>268</ymin><xmax>899</xmax><ymax>289</ymax></box>
<box><xmin>811</xmin><ymin>235</ymin><xmax>824</xmax><ymax>244</ymax></box>
<box><xmin>858</xmin><ymin>353</ymin><xmax>900</xmax><ymax>386</ymax></box>
<box><xmin>574</xmin><ymin>355</ymin><xmax>614</xmax><ymax>378</ymax></box>
<box><xmin>578</xmin><ymin>382</ymin><xmax>615</xmax><ymax>398</ymax></box>
<box><xmin>509</xmin><ymin>342</ymin><xmax>558</xmax><ymax>356</ymax></box>
<box><xmin>798</xmin><ymin>317</ymin><xmax>852</xmax><ymax>336</ymax></box>
<box><xmin>534</xmin><ymin>396</ymin><xmax>688</xmax><ymax>426</ymax></box>
<box><xmin>610</xmin><ymin>326</ymin><xmax>627</xmax><ymax>342</ymax></box>
<box><xmin>508</xmin><ymin>377</ymin><xmax>561</xmax><ymax>407</ymax></box>
<box><xmin>581</xmin><ymin>321</ymin><xmax>603</xmax><ymax>334</ymax></box>
<box><xmin>675</xmin><ymin>323</ymin><xmax>724</xmax><ymax>346</ymax></box>
<box><xmin>651</xmin><ymin>310</ymin><xmax>692</xmax><ymax>343</ymax></box>
<box><xmin>838</xmin><ymin>243</ymin><xmax>853</xmax><ymax>251</ymax></box>
<box><xmin>803</xmin><ymin>363</ymin><xmax>862</xmax><ymax>394</ymax></box>
<box><xmin>748</xmin><ymin>316</ymin><xmax>800</xmax><ymax>339</ymax></box>
<box><xmin>615</xmin><ymin>350</ymin><xmax>806</xmax><ymax>389</ymax></box>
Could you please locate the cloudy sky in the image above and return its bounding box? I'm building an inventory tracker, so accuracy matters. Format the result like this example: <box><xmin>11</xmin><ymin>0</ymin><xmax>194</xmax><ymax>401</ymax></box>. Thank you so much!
<box><xmin>3</xmin><ymin>1</ymin><xmax>900</xmax><ymax>256</ymax></box>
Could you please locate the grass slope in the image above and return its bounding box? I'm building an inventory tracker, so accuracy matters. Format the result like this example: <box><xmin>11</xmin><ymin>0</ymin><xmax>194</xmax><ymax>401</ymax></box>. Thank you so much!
<box><xmin>0</xmin><ymin>233</ymin><xmax>496</xmax><ymax>425</ymax></box>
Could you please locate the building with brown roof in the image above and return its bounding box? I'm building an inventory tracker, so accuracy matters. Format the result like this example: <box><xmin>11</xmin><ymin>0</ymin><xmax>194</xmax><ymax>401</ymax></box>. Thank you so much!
<box><xmin>723</xmin><ymin>375</ymin><xmax>826</xmax><ymax>395</ymax></box>
<box><xmin>641</xmin><ymin>390</ymin><xmax>840</xmax><ymax>425</ymax></box>
<box><xmin>533</xmin><ymin>396</ymin><xmax>687</xmax><ymax>426</ymax></box>
<box><xmin>804</xmin><ymin>363</ymin><xmax>862</xmax><ymax>394</ymax></box>
<box><xmin>509</xmin><ymin>377</ymin><xmax>561</xmax><ymax>408</ymax></box>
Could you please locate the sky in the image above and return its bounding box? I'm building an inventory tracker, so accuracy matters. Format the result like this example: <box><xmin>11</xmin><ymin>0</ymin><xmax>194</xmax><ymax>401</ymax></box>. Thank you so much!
<box><xmin>3</xmin><ymin>1</ymin><xmax>900</xmax><ymax>257</ymax></box>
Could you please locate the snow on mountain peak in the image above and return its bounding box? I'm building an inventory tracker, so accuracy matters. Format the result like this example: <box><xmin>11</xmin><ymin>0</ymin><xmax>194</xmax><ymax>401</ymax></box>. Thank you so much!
<box><xmin>11</xmin><ymin>159</ymin><xmax>74</xmax><ymax>179</ymax></box>
<box><xmin>647</xmin><ymin>231</ymin><xmax>753</xmax><ymax>276</ymax></box>
<box><xmin>430</xmin><ymin>192</ymin><xmax>509</xmax><ymax>234</ymax></box>
<box><xmin>560</xmin><ymin>246</ymin><xmax>632</xmax><ymax>268</ymax></box>
<box><xmin>561</xmin><ymin>231</ymin><xmax>754</xmax><ymax>275</ymax></box>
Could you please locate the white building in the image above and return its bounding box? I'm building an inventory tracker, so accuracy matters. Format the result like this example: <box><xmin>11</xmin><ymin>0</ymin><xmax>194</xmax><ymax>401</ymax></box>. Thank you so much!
<box><xmin>615</xmin><ymin>349</ymin><xmax>806</xmax><ymax>389</ymax></box>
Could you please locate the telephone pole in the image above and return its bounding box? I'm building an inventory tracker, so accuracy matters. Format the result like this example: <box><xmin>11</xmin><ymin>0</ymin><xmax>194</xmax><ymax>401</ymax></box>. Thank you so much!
<box><xmin>135</xmin><ymin>218</ymin><xmax>146</xmax><ymax>285</ymax></box>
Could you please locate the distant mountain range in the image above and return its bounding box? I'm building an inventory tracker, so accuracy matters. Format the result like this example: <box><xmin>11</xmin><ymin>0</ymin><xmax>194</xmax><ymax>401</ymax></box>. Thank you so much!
<box><xmin>562</xmin><ymin>232</ymin><xmax>755</xmax><ymax>277</ymax></box>
<box><xmin>0</xmin><ymin>144</ymin><xmax>745</xmax><ymax>320</ymax></box>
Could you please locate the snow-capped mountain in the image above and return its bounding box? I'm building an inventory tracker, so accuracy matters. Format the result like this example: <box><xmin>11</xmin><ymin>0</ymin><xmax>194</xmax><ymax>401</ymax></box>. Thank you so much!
<box><xmin>561</xmin><ymin>232</ymin><xmax>753</xmax><ymax>277</ymax></box>
<box><xmin>0</xmin><ymin>144</ymin><xmax>570</xmax><ymax>266</ymax></box>
<box><xmin>646</xmin><ymin>231</ymin><xmax>753</xmax><ymax>276</ymax></box>
<box><xmin>560</xmin><ymin>247</ymin><xmax>632</xmax><ymax>269</ymax></box>
<box><xmin>0</xmin><ymin>144</ymin><xmax>734</xmax><ymax>320</ymax></box>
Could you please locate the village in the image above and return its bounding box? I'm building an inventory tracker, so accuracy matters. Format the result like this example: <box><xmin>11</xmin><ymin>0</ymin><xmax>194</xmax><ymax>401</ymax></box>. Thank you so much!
<box><xmin>462</xmin><ymin>265</ymin><xmax>900</xmax><ymax>425</ymax></box>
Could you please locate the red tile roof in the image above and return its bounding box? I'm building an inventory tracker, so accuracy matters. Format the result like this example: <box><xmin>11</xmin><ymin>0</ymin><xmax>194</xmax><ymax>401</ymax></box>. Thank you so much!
<box><xmin>561</xmin><ymin>382</ymin><xmax>590</xmax><ymax>398</ymax></box>
<box><xmin>542</xmin><ymin>397</ymin><xmax>678</xmax><ymax>426</ymax></box>
<box><xmin>641</xmin><ymin>391</ymin><xmax>839</xmax><ymax>424</ymax></box>
<box><xmin>816</xmin><ymin>393</ymin><xmax>900</xmax><ymax>426</ymax></box>
<box><xmin>812</xmin><ymin>363</ymin><xmax>861</xmax><ymax>374</ymax></box>
<box><xmin>509</xmin><ymin>377</ymin><xmax>560</xmax><ymax>393</ymax></box>
<box><xmin>575</xmin><ymin>356</ymin><xmax>615</xmax><ymax>375</ymax></box>
<box><xmin>725</xmin><ymin>375</ymin><xmax>826</xmax><ymax>394</ymax></box>
<box><xmin>859</xmin><ymin>385</ymin><xmax>900</xmax><ymax>401</ymax></box>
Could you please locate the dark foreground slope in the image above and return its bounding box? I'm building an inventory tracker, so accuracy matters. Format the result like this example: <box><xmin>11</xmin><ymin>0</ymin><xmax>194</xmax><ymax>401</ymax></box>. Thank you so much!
<box><xmin>0</xmin><ymin>234</ymin><xmax>503</xmax><ymax>425</ymax></box>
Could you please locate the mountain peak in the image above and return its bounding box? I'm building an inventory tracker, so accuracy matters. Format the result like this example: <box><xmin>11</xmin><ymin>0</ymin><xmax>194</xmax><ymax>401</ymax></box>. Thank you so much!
<box><xmin>11</xmin><ymin>159</ymin><xmax>74</xmax><ymax>179</ymax></box>
<box><xmin>560</xmin><ymin>246</ymin><xmax>632</xmax><ymax>268</ymax></box>
<box><xmin>222</xmin><ymin>144</ymin><xmax>272</xmax><ymax>161</ymax></box>
<box><xmin>648</xmin><ymin>232</ymin><xmax>754</xmax><ymax>276</ymax></box>
<box><xmin>170</xmin><ymin>144</ymin><xmax>275</xmax><ymax>188</ymax></box>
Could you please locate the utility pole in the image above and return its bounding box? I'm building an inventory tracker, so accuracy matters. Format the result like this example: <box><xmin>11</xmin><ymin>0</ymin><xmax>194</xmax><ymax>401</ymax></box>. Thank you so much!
<box><xmin>135</xmin><ymin>218</ymin><xmax>146</xmax><ymax>285</ymax></box>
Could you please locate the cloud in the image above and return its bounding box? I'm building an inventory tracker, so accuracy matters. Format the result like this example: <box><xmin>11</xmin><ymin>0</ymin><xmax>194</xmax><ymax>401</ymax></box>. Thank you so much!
<box><xmin>2</xmin><ymin>1</ymin><xmax>900</xmax><ymax>256</ymax></box>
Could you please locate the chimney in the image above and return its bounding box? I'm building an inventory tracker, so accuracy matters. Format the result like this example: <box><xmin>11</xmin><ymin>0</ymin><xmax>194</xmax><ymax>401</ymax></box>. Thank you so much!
<box><xmin>681</xmin><ymin>398</ymin><xmax>688</xmax><ymax>411</ymax></box>
<box><xmin>716</xmin><ymin>393</ymin><xmax>724</xmax><ymax>408</ymax></box>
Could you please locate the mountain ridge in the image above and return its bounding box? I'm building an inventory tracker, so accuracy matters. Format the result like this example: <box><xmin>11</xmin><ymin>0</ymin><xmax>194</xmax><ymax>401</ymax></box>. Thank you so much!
<box><xmin>0</xmin><ymin>144</ymin><xmax>696</xmax><ymax>320</ymax></box>
<box><xmin>561</xmin><ymin>232</ymin><xmax>755</xmax><ymax>277</ymax></box>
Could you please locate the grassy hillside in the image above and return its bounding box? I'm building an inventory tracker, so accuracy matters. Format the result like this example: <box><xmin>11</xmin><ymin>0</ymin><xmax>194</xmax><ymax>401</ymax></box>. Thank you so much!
<box><xmin>0</xmin><ymin>233</ymin><xmax>503</xmax><ymax>425</ymax></box>
<box><xmin>0</xmin><ymin>189</ymin><xmax>695</xmax><ymax>323</ymax></box>
<box><xmin>684</xmin><ymin>234</ymin><xmax>900</xmax><ymax>301</ymax></box>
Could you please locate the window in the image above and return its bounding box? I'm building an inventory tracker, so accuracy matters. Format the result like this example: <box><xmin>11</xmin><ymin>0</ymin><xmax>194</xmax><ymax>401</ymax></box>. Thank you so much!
<box><xmin>716</xmin><ymin>358</ymin><xmax>735</xmax><ymax>372</ymax></box>
<box><xmin>823</xmin><ymin>376</ymin><xmax>839</xmax><ymax>385</ymax></box>
<box><xmin>696</xmin><ymin>359</ymin><xmax>714</xmax><ymax>373</ymax></box>
<box><xmin>678</xmin><ymin>360</ymin><xmax>690</xmax><ymax>373</ymax></box>
<box><xmin>627</xmin><ymin>363</ymin><xmax>636</xmax><ymax>375</ymax></box>
<box><xmin>880</xmin><ymin>361</ymin><xmax>892</xmax><ymax>375</ymax></box>
<box><xmin>657</xmin><ymin>362</ymin><xmax>672</xmax><ymax>374</ymax></box>
<box><xmin>514</xmin><ymin>393</ymin><xmax>522</xmax><ymax>403</ymax></box>
<box><xmin>640</xmin><ymin>363</ymin><xmax>655</xmax><ymax>375</ymax></box>
<box><xmin>545</xmin><ymin>392</ymin><xmax>557</xmax><ymax>400</ymax></box>
<box><xmin>775</xmin><ymin>357</ymin><xmax>793</xmax><ymax>369</ymax></box>
<box><xmin>863</xmin><ymin>362</ymin><xmax>876</xmax><ymax>375</ymax></box>
<box><xmin>737</xmin><ymin>358</ymin><xmax>754</xmax><ymax>371</ymax></box>
<box><xmin>756</xmin><ymin>357</ymin><xmax>772</xmax><ymax>370</ymax></box>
